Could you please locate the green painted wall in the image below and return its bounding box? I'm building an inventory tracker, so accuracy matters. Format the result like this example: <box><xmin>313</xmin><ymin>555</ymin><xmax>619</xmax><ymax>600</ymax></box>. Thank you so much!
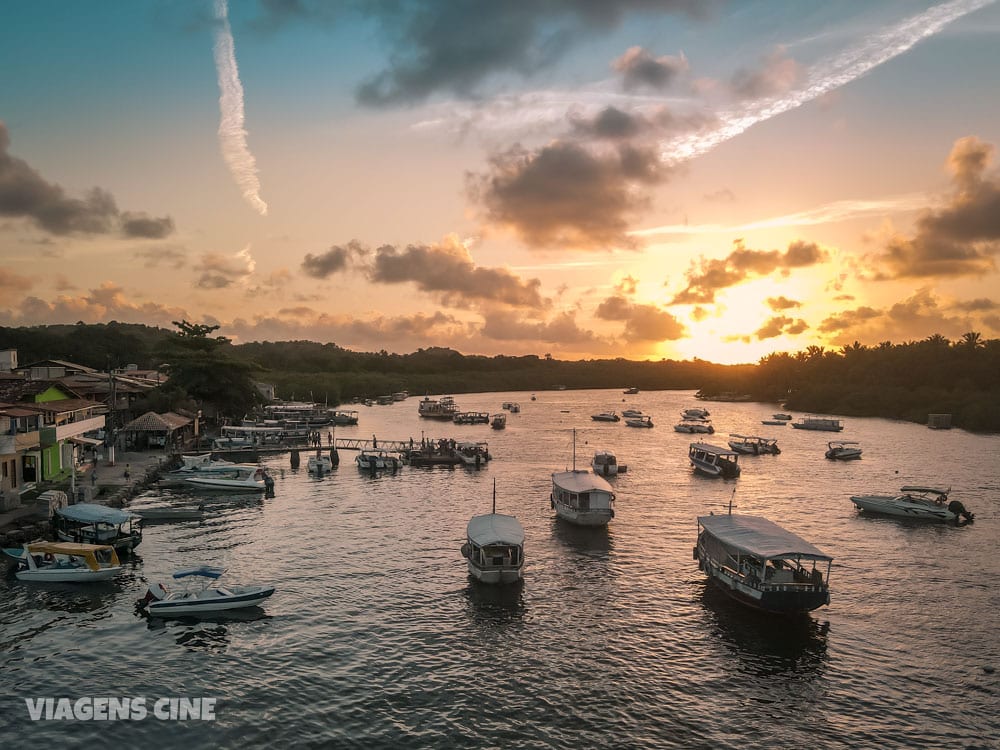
<box><xmin>34</xmin><ymin>386</ymin><xmax>72</xmax><ymax>403</ymax></box>
<box><xmin>41</xmin><ymin>444</ymin><xmax>61</xmax><ymax>480</ymax></box>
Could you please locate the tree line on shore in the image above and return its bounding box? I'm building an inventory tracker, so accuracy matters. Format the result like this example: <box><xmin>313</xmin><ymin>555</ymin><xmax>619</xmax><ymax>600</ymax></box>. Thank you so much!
<box><xmin>2</xmin><ymin>323</ymin><xmax>997</xmax><ymax>432</ymax></box>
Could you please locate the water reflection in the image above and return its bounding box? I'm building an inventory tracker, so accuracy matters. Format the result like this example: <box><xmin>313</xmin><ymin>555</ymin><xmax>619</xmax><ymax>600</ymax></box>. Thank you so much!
<box><xmin>140</xmin><ymin>607</ymin><xmax>271</xmax><ymax>652</ymax></box>
<box><xmin>550</xmin><ymin>519</ymin><xmax>613</xmax><ymax>556</ymax></box>
<box><xmin>698</xmin><ymin>582</ymin><xmax>829</xmax><ymax>678</ymax></box>
<box><xmin>462</xmin><ymin>579</ymin><xmax>526</xmax><ymax>631</ymax></box>
<box><xmin>2</xmin><ymin>579</ymin><xmax>123</xmax><ymax>614</ymax></box>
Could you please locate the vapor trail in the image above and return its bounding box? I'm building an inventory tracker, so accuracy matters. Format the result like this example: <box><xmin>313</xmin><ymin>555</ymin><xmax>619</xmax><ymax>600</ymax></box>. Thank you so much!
<box><xmin>213</xmin><ymin>0</ymin><xmax>268</xmax><ymax>216</ymax></box>
<box><xmin>660</xmin><ymin>0</ymin><xmax>996</xmax><ymax>164</ymax></box>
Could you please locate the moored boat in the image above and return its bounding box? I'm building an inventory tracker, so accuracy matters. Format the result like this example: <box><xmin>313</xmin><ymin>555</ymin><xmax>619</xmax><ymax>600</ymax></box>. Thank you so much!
<box><xmin>825</xmin><ymin>441</ymin><xmax>862</xmax><ymax>460</ymax></box>
<box><xmin>461</xmin><ymin>483</ymin><xmax>525</xmax><ymax>584</ymax></box>
<box><xmin>850</xmin><ymin>486</ymin><xmax>974</xmax><ymax>522</ymax></box>
<box><xmin>625</xmin><ymin>415</ymin><xmax>654</xmax><ymax>428</ymax></box>
<box><xmin>183</xmin><ymin>465</ymin><xmax>274</xmax><ymax>492</ymax></box>
<box><xmin>727</xmin><ymin>434</ymin><xmax>780</xmax><ymax>455</ymax></box>
<box><xmin>689</xmin><ymin>443</ymin><xmax>741</xmax><ymax>478</ymax></box>
<box><xmin>3</xmin><ymin>542</ymin><xmax>123</xmax><ymax>582</ymax></box>
<box><xmin>791</xmin><ymin>416</ymin><xmax>844</xmax><ymax>431</ymax></box>
<box><xmin>53</xmin><ymin>503</ymin><xmax>142</xmax><ymax>552</ymax></box>
<box><xmin>623</xmin><ymin>386</ymin><xmax>639</xmax><ymax>394</ymax></box>
<box><xmin>139</xmin><ymin>566</ymin><xmax>275</xmax><ymax>616</ymax></box>
<box><xmin>591</xmin><ymin>450</ymin><xmax>624</xmax><ymax>477</ymax></box>
<box><xmin>675</xmin><ymin>420</ymin><xmax>714</xmax><ymax>434</ymax></box>
<box><xmin>694</xmin><ymin>514</ymin><xmax>832</xmax><ymax>614</ymax></box>
<box><xmin>591</xmin><ymin>411</ymin><xmax>620</xmax><ymax>422</ymax></box>
<box><xmin>418</xmin><ymin>397</ymin><xmax>460</xmax><ymax>420</ymax></box>
<box><xmin>490</xmin><ymin>413</ymin><xmax>507</xmax><ymax>429</ymax></box>
<box><xmin>551</xmin><ymin>430</ymin><xmax>615</xmax><ymax>526</ymax></box>
<box><xmin>330</xmin><ymin>410</ymin><xmax>359</xmax><ymax>425</ymax></box>
<box><xmin>307</xmin><ymin>453</ymin><xmax>334</xmax><ymax>473</ymax></box>
<box><xmin>453</xmin><ymin>411</ymin><xmax>490</xmax><ymax>425</ymax></box>
<box><xmin>682</xmin><ymin>407</ymin><xmax>710</xmax><ymax>419</ymax></box>
<box><xmin>456</xmin><ymin>441</ymin><xmax>490</xmax><ymax>467</ymax></box>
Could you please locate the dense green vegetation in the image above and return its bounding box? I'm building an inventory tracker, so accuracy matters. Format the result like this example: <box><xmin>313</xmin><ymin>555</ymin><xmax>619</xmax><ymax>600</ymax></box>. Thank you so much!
<box><xmin>1</xmin><ymin>324</ymin><xmax>997</xmax><ymax>431</ymax></box>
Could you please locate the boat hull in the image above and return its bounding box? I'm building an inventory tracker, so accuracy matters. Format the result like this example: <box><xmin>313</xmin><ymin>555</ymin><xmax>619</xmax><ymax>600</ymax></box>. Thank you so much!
<box><xmin>553</xmin><ymin>505</ymin><xmax>613</xmax><ymax>526</ymax></box>
<box><xmin>698</xmin><ymin>556</ymin><xmax>829</xmax><ymax>614</ymax></box>
<box><xmin>826</xmin><ymin>450</ymin><xmax>862</xmax><ymax>460</ymax></box>
<box><xmin>850</xmin><ymin>496</ymin><xmax>954</xmax><ymax>521</ymax></box>
<box><xmin>147</xmin><ymin>586</ymin><xmax>275</xmax><ymax>616</ymax></box>
<box><xmin>15</xmin><ymin>566</ymin><xmax>122</xmax><ymax>583</ymax></box>
<box><xmin>467</xmin><ymin>562</ymin><xmax>523</xmax><ymax>584</ymax></box>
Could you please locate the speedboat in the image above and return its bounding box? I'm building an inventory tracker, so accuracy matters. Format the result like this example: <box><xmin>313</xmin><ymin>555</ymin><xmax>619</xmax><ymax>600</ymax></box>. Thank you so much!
<box><xmin>3</xmin><ymin>542</ymin><xmax>122</xmax><ymax>582</ymax></box>
<box><xmin>761</xmin><ymin>420</ymin><xmax>787</xmax><ymax>426</ymax></box>
<box><xmin>791</xmin><ymin>416</ymin><xmax>844</xmax><ymax>431</ymax></box>
<box><xmin>551</xmin><ymin>430</ymin><xmax>615</xmax><ymax>526</ymax></box>
<box><xmin>621</xmin><ymin>409</ymin><xmax>643</xmax><ymax>418</ymax></box>
<box><xmin>682</xmin><ymin>407</ymin><xmax>710</xmax><ymax>419</ymax></box>
<box><xmin>356</xmin><ymin>451</ymin><xmax>386</xmax><ymax>471</ymax></box>
<box><xmin>727</xmin><ymin>435</ymin><xmax>780</xmax><ymax>455</ymax></box>
<box><xmin>623</xmin><ymin>387</ymin><xmax>639</xmax><ymax>394</ymax></box>
<box><xmin>694</xmin><ymin>514</ymin><xmax>832</xmax><ymax>614</ymax></box>
<box><xmin>625</xmin><ymin>415</ymin><xmax>654</xmax><ymax>428</ymax></box>
<box><xmin>850</xmin><ymin>486</ymin><xmax>974</xmax><ymax>522</ymax></box>
<box><xmin>674</xmin><ymin>420</ymin><xmax>714</xmax><ymax>434</ymax></box>
<box><xmin>183</xmin><ymin>465</ymin><xmax>274</xmax><ymax>492</ymax></box>
<box><xmin>139</xmin><ymin>566</ymin><xmax>275</xmax><ymax>616</ymax></box>
<box><xmin>461</xmin><ymin>483</ymin><xmax>524</xmax><ymax>584</ymax></box>
<box><xmin>591</xmin><ymin>450</ymin><xmax>620</xmax><ymax>477</ymax></box>
<box><xmin>772</xmin><ymin>413</ymin><xmax>793</xmax><ymax>421</ymax></box>
<box><xmin>456</xmin><ymin>442</ymin><xmax>490</xmax><ymax>467</ymax></box>
<box><xmin>591</xmin><ymin>411</ymin><xmax>620</xmax><ymax>422</ymax></box>
<box><xmin>307</xmin><ymin>453</ymin><xmax>333</xmax><ymax>473</ymax></box>
<box><xmin>825</xmin><ymin>441</ymin><xmax>862</xmax><ymax>460</ymax></box>
<box><xmin>52</xmin><ymin>503</ymin><xmax>142</xmax><ymax>552</ymax></box>
<box><xmin>689</xmin><ymin>443</ymin><xmax>741</xmax><ymax>478</ymax></box>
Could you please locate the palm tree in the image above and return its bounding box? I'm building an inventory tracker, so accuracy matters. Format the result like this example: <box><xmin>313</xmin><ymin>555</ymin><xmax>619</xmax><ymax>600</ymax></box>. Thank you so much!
<box><xmin>958</xmin><ymin>331</ymin><xmax>983</xmax><ymax>349</ymax></box>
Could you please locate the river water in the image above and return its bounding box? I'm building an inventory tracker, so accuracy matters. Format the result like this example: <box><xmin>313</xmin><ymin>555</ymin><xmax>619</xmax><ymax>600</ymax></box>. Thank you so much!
<box><xmin>2</xmin><ymin>389</ymin><xmax>998</xmax><ymax>749</ymax></box>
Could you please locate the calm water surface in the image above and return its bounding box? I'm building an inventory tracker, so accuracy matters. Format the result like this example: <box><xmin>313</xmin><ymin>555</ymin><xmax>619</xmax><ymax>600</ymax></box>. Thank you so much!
<box><xmin>2</xmin><ymin>390</ymin><xmax>999</xmax><ymax>749</ymax></box>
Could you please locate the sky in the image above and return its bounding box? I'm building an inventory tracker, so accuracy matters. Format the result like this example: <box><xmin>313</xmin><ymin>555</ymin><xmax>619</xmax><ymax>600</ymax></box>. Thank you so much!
<box><xmin>1</xmin><ymin>0</ymin><xmax>999</xmax><ymax>365</ymax></box>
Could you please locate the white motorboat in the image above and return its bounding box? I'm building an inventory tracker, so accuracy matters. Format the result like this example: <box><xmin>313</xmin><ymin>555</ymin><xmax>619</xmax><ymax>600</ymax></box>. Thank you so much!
<box><xmin>621</xmin><ymin>409</ymin><xmax>643</xmax><ymax>418</ymax></box>
<box><xmin>625</xmin><ymin>415</ymin><xmax>654</xmax><ymax>428</ymax></box>
<box><xmin>591</xmin><ymin>411</ymin><xmax>620</xmax><ymax>422</ymax></box>
<box><xmin>461</xmin><ymin>483</ymin><xmax>525</xmax><ymax>584</ymax></box>
<box><xmin>694</xmin><ymin>514</ymin><xmax>832</xmax><ymax>614</ymax></box>
<box><xmin>551</xmin><ymin>430</ymin><xmax>615</xmax><ymax>526</ymax></box>
<box><xmin>140</xmin><ymin>566</ymin><xmax>275</xmax><ymax>616</ymax></box>
<box><xmin>176</xmin><ymin>454</ymin><xmax>237</xmax><ymax>472</ymax></box>
<box><xmin>689</xmin><ymin>443</ymin><xmax>741</xmax><ymax>478</ymax></box>
<box><xmin>623</xmin><ymin>386</ymin><xmax>639</xmax><ymax>394</ymax></box>
<box><xmin>791</xmin><ymin>416</ymin><xmax>844</xmax><ymax>431</ymax></box>
<box><xmin>772</xmin><ymin>413</ymin><xmax>793</xmax><ymax>421</ymax></box>
<box><xmin>825</xmin><ymin>441</ymin><xmax>862</xmax><ymax>460</ymax></box>
<box><xmin>456</xmin><ymin>441</ymin><xmax>490</xmax><ymax>467</ymax></box>
<box><xmin>850</xmin><ymin>486</ymin><xmax>974</xmax><ymax>522</ymax></box>
<box><xmin>3</xmin><ymin>542</ymin><xmax>123</xmax><ymax>582</ymax></box>
<box><xmin>591</xmin><ymin>450</ymin><xmax>625</xmax><ymax>478</ymax></box>
<box><xmin>330</xmin><ymin>410</ymin><xmax>359</xmax><ymax>425</ymax></box>
<box><xmin>53</xmin><ymin>503</ymin><xmax>142</xmax><ymax>552</ymax></box>
<box><xmin>307</xmin><ymin>453</ymin><xmax>333</xmax><ymax>473</ymax></box>
<box><xmin>682</xmin><ymin>407</ymin><xmax>710</xmax><ymax>419</ymax></box>
<box><xmin>356</xmin><ymin>452</ymin><xmax>385</xmax><ymax>471</ymax></box>
<box><xmin>183</xmin><ymin>465</ymin><xmax>274</xmax><ymax>492</ymax></box>
<box><xmin>761</xmin><ymin>420</ymin><xmax>787</xmax><ymax>426</ymax></box>
<box><xmin>727</xmin><ymin>435</ymin><xmax>781</xmax><ymax>455</ymax></box>
<box><xmin>674</xmin><ymin>420</ymin><xmax>714</xmax><ymax>434</ymax></box>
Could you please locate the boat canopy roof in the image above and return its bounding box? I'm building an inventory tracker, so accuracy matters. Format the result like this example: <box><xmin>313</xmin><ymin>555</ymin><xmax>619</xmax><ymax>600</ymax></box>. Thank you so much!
<box><xmin>697</xmin><ymin>514</ymin><xmax>832</xmax><ymax>561</ymax></box>
<box><xmin>56</xmin><ymin>503</ymin><xmax>134</xmax><ymax>524</ymax></box>
<box><xmin>899</xmin><ymin>485</ymin><xmax>949</xmax><ymax>496</ymax></box>
<box><xmin>24</xmin><ymin>541</ymin><xmax>119</xmax><ymax>569</ymax></box>
<box><xmin>552</xmin><ymin>469</ymin><xmax>614</xmax><ymax>493</ymax></box>
<box><xmin>467</xmin><ymin>514</ymin><xmax>525</xmax><ymax>546</ymax></box>
<box><xmin>690</xmin><ymin>443</ymin><xmax>739</xmax><ymax>457</ymax></box>
<box><xmin>173</xmin><ymin>566</ymin><xmax>226</xmax><ymax>579</ymax></box>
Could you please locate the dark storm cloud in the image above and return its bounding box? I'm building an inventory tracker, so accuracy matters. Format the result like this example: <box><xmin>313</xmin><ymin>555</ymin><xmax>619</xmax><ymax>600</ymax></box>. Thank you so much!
<box><xmin>671</xmin><ymin>239</ymin><xmax>827</xmax><ymax>304</ymax></box>
<box><xmin>301</xmin><ymin>241</ymin><xmax>366</xmax><ymax>279</ymax></box>
<box><xmin>878</xmin><ymin>136</ymin><xmax>1000</xmax><ymax>278</ymax></box>
<box><xmin>595</xmin><ymin>294</ymin><xmax>686</xmax><ymax>342</ymax></box>
<box><xmin>612</xmin><ymin>46</ymin><xmax>688</xmax><ymax>91</ymax></box>
<box><xmin>369</xmin><ymin>237</ymin><xmax>546</xmax><ymax>309</ymax></box>
<box><xmin>120</xmin><ymin>212</ymin><xmax>175</xmax><ymax>239</ymax></box>
<box><xmin>0</xmin><ymin>121</ymin><xmax>175</xmax><ymax>238</ymax></box>
<box><xmin>754</xmin><ymin>315</ymin><xmax>808</xmax><ymax>340</ymax></box>
<box><xmin>471</xmin><ymin>141</ymin><xmax>667</xmax><ymax>249</ymax></box>
<box><xmin>350</xmin><ymin>1</ymin><xmax>706</xmax><ymax>106</ymax></box>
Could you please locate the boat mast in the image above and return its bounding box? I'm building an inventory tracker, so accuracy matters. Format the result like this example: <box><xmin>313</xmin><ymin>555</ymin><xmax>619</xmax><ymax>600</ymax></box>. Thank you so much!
<box><xmin>492</xmin><ymin>478</ymin><xmax>496</xmax><ymax>514</ymax></box>
<box><xmin>572</xmin><ymin>428</ymin><xmax>577</xmax><ymax>470</ymax></box>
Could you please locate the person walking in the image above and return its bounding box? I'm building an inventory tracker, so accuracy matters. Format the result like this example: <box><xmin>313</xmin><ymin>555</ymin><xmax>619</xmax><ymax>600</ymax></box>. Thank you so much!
<box><xmin>123</xmin><ymin>464</ymin><xmax>131</xmax><ymax>482</ymax></box>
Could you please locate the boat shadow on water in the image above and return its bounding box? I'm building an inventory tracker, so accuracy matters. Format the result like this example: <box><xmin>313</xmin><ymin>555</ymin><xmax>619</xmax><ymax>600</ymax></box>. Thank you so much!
<box><xmin>462</xmin><ymin>580</ymin><xmax>526</xmax><ymax>630</ymax></box>
<box><xmin>698</xmin><ymin>582</ymin><xmax>830</xmax><ymax>678</ymax></box>
<box><xmin>138</xmin><ymin>606</ymin><xmax>272</xmax><ymax>651</ymax></box>
<box><xmin>550</xmin><ymin>519</ymin><xmax>613</xmax><ymax>556</ymax></box>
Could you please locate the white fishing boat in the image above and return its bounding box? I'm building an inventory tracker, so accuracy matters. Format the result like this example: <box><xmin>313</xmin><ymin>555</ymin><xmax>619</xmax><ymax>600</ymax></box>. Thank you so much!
<box><xmin>850</xmin><ymin>486</ymin><xmax>974</xmax><ymax>522</ymax></box>
<box><xmin>3</xmin><ymin>542</ymin><xmax>123</xmax><ymax>582</ymax></box>
<box><xmin>551</xmin><ymin>430</ymin><xmax>615</xmax><ymax>526</ymax></box>
<box><xmin>625</xmin><ymin>415</ymin><xmax>654</xmax><ymax>428</ymax></box>
<box><xmin>674</xmin><ymin>420</ymin><xmax>714</xmax><ymax>434</ymax></box>
<box><xmin>591</xmin><ymin>450</ymin><xmax>625</xmax><ymax>478</ymax></box>
<box><xmin>825</xmin><ymin>441</ymin><xmax>862</xmax><ymax>460</ymax></box>
<box><xmin>183</xmin><ymin>465</ymin><xmax>274</xmax><ymax>492</ymax></box>
<box><xmin>694</xmin><ymin>514</ymin><xmax>832</xmax><ymax>614</ymax></box>
<box><xmin>689</xmin><ymin>443</ymin><xmax>741</xmax><ymax>478</ymax></box>
<box><xmin>53</xmin><ymin>503</ymin><xmax>142</xmax><ymax>552</ymax></box>
<box><xmin>418</xmin><ymin>397</ymin><xmax>459</xmax><ymax>420</ymax></box>
<box><xmin>791</xmin><ymin>416</ymin><xmax>844</xmax><ymax>432</ymax></box>
<box><xmin>140</xmin><ymin>566</ymin><xmax>275</xmax><ymax>616</ymax></box>
<box><xmin>591</xmin><ymin>411</ymin><xmax>620</xmax><ymax>422</ymax></box>
<box><xmin>307</xmin><ymin>453</ymin><xmax>333</xmax><ymax>473</ymax></box>
<box><xmin>727</xmin><ymin>435</ymin><xmax>781</xmax><ymax>455</ymax></box>
<box><xmin>461</xmin><ymin>482</ymin><xmax>525</xmax><ymax>584</ymax></box>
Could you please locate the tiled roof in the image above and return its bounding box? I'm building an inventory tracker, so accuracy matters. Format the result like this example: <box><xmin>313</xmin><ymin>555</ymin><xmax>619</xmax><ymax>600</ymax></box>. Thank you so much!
<box><xmin>121</xmin><ymin>411</ymin><xmax>192</xmax><ymax>432</ymax></box>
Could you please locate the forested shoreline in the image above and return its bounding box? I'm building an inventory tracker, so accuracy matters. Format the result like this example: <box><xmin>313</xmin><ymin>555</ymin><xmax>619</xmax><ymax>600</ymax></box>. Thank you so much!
<box><xmin>2</xmin><ymin>323</ymin><xmax>997</xmax><ymax>432</ymax></box>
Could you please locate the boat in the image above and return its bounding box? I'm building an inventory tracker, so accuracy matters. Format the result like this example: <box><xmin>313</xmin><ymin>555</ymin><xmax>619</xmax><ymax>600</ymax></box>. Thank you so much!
<box><xmin>461</xmin><ymin>482</ymin><xmax>524</xmax><ymax>584</ymax></box>
<box><xmin>418</xmin><ymin>397</ymin><xmax>459</xmax><ymax>420</ymax></box>
<box><xmin>52</xmin><ymin>503</ymin><xmax>142</xmax><ymax>552</ymax></box>
<box><xmin>3</xmin><ymin>542</ymin><xmax>123</xmax><ymax>582</ymax></box>
<box><xmin>591</xmin><ymin>411</ymin><xmax>620</xmax><ymax>422</ymax></box>
<box><xmin>621</xmin><ymin>409</ymin><xmax>643</xmax><ymax>418</ymax></box>
<box><xmin>330</xmin><ymin>410</ymin><xmax>359</xmax><ymax>425</ymax></box>
<box><xmin>623</xmin><ymin>386</ymin><xmax>639</xmax><ymax>394</ymax></box>
<box><xmin>139</xmin><ymin>566</ymin><xmax>275</xmax><ymax>616</ymax></box>
<box><xmin>761</xmin><ymin>420</ymin><xmax>787</xmax><ymax>426</ymax></box>
<box><xmin>183</xmin><ymin>465</ymin><xmax>274</xmax><ymax>492</ymax></box>
<box><xmin>625</xmin><ymin>415</ymin><xmax>654</xmax><ymax>428</ymax></box>
<box><xmin>176</xmin><ymin>453</ymin><xmax>237</xmax><ymax>472</ymax></box>
<box><xmin>490</xmin><ymin>413</ymin><xmax>507</xmax><ymax>430</ymax></box>
<box><xmin>682</xmin><ymin>407</ymin><xmax>710</xmax><ymax>419</ymax></box>
<box><xmin>392</xmin><ymin>391</ymin><xmax>409</xmax><ymax>401</ymax></box>
<box><xmin>727</xmin><ymin>435</ymin><xmax>781</xmax><ymax>455</ymax></box>
<box><xmin>825</xmin><ymin>441</ymin><xmax>862</xmax><ymax>460</ymax></box>
<box><xmin>791</xmin><ymin>416</ymin><xmax>844</xmax><ymax>432</ymax></box>
<box><xmin>694</xmin><ymin>514</ymin><xmax>832</xmax><ymax>614</ymax></box>
<box><xmin>453</xmin><ymin>411</ymin><xmax>490</xmax><ymax>425</ymax></box>
<box><xmin>551</xmin><ymin>430</ymin><xmax>615</xmax><ymax>526</ymax></box>
<box><xmin>307</xmin><ymin>453</ymin><xmax>334</xmax><ymax>473</ymax></box>
<box><xmin>456</xmin><ymin>441</ymin><xmax>490</xmax><ymax>467</ymax></box>
<box><xmin>591</xmin><ymin>450</ymin><xmax>626</xmax><ymax>478</ymax></box>
<box><xmin>356</xmin><ymin>451</ymin><xmax>386</xmax><ymax>471</ymax></box>
<box><xmin>674</xmin><ymin>420</ymin><xmax>714</xmax><ymax>434</ymax></box>
<box><xmin>133</xmin><ymin>507</ymin><xmax>206</xmax><ymax>521</ymax></box>
<box><xmin>509</xmin><ymin>403</ymin><xmax>521</xmax><ymax>413</ymax></box>
<box><xmin>689</xmin><ymin>443</ymin><xmax>741</xmax><ymax>478</ymax></box>
<box><xmin>849</xmin><ymin>486</ymin><xmax>974</xmax><ymax>522</ymax></box>
<box><xmin>501</xmin><ymin>402</ymin><xmax>514</xmax><ymax>410</ymax></box>
<box><xmin>772</xmin><ymin>413</ymin><xmax>793</xmax><ymax>421</ymax></box>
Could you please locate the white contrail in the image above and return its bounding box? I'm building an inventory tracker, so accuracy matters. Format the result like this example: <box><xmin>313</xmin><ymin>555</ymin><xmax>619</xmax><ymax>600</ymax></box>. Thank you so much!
<box><xmin>213</xmin><ymin>0</ymin><xmax>268</xmax><ymax>216</ymax></box>
<box><xmin>660</xmin><ymin>0</ymin><xmax>997</xmax><ymax>164</ymax></box>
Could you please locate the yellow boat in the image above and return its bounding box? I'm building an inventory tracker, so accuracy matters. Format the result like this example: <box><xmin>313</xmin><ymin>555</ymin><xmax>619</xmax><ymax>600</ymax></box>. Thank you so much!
<box><xmin>3</xmin><ymin>542</ymin><xmax>122</xmax><ymax>582</ymax></box>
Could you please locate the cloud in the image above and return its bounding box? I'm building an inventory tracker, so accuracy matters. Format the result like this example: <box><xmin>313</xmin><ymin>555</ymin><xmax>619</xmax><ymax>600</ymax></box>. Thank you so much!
<box><xmin>877</xmin><ymin>136</ymin><xmax>1000</xmax><ymax>278</ymax></box>
<box><xmin>0</xmin><ymin>121</ymin><xmax>176</xmax><ymax>238</ymax></box>
<box><xmin>595</xmin><ymin>294</ymin><xmax>686</xmax><ymax>342</ymax></box>
<box><xmin>817</xmin><ymin>306</ymin><xmax>882</xmax><ymax>334</ymax></box>
<box><xmin>213</xmin><ymin>0</ymin><xmax>268</xmax><ymax>216</ymax></box>
<box><xmin>671</xmin><ymin>239</ymin><xmax>828</xmax><ymax>304</ymax></box>
<box><xmin>120</xmin><ymin>212</ymin><xmax>176</xmax><ymax>239</ymax></box>
<box><xmin>614</xmin><ymin>274</ymin><xmax>638</xmax><ymax>295</ymax></box>
<box><xmin>612</xmin><ymin>47</ymin><xmax>688</xmax><ymax>91</ymax></box>
<box><xmin>354</xmin><ymin>1</ymin><xmax>705</xmax><ymax>106</ymax></box>
<box><xmin>754</xmin><ymin>315</ymin><xmax>808</xmax><ymax>340</ymax></box>
<box><xmin>136</xmin><ymin>246</ymin><xmax>187</xmax><ymax>269</ymax></box>
<box><xmin>369</xmin><ymin>235</ymin><xmax>546</xmax><ymax>308</ymax></box>
<box><xmin>949</xmin><ymin>297</ymin><xmax>998</xmax><ymax>312</ymax></box>
<box><xmin>479</xmin><ymin>309</ymin><xmax>605</xmax><ymax>346</ymax></box>
<box><xmin>194</xmin><ymin>246</ymin><xmax>256</xmax><ymax>289</ymax></box>
<box><xmin>0</xmin><ymin>267</ymin><xmax>32</xmax><ymax>296</ymax></box>
<box><xmin>730</xmin><ymin>46</ymin><xmax>804</xmax><ymax>99</ymax></box>
<box><xmin>766</xmin><ymin>296</ymin><xmax>801</xmax><ymax>311</ymax></box>
<box><xmin>471</xmin><ymin>141</ymin><xmax>667</xmax><ymax>249</ymax></box>
<box><xmin>0</xmin><ymin>282</ymin><xmax>187</xmax><ymax>327</ymax></box>
<box><xmin>301</xmin><ymin>240</ymin><xmax>366</xmax><ymax>279</ymax></box>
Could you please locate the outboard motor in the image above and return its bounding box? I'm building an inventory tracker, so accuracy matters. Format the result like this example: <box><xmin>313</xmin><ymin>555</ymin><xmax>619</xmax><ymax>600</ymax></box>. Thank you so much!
<box><xmin>948</xmin><ymin>500</ymin><xmax>974</xmax><ymax>522</ymax></box>
<box><xmin>139</xmin><ymin>582</ymin><xmax>169</xmax><ymax>608</ymax></box>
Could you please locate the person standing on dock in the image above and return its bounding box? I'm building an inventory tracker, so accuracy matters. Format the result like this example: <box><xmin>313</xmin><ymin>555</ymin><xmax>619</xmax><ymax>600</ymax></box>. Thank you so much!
<box><xmin>372</xmin><ymin>434</ymin><xmax>378</xmax><ymax>449</ymax></box>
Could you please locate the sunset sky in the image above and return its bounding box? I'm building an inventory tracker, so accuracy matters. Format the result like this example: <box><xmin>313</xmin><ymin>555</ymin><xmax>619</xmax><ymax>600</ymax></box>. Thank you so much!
<box><xmin>2</xmin><ymin>0</ymin><xmax>999</xmax><ymax>364</ymax></box>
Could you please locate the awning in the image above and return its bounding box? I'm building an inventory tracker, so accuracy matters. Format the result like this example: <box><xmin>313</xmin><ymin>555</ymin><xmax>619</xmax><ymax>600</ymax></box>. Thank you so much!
<box><xmin>68</xmin><ymin>436</ymin><xmax>103</xmax><ymax>446</ymax></box>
